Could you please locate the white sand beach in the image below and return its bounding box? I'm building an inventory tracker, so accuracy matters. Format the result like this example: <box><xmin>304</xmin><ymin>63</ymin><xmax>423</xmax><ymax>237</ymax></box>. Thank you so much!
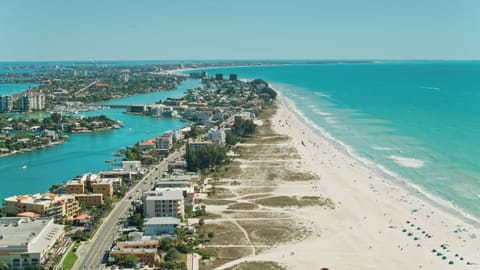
<box><xmin>214</xmin><ymin>98</ymin><xmax>480</xmax><ymax>270</ymax></box>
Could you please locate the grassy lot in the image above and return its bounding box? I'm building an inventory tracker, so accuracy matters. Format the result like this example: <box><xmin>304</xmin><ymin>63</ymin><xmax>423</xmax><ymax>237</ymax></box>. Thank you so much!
<box><xmin>209</xmin><ymin>187</ymin><xmax>237</xmax><ymax>199</ymax></box>
<box><xmin>255</xmin><ymin>196</ymin><xmax>335</xmax><ymax>208</ymax></box>
<box><xmin>62</xmin><ymin>242</ymin><xmax>80</xmax><ymax>270</ymax></box>
<box><xmin>204</xmin><ymin>222</ymin><xmax>248</xmax><ymax>245</ymax></box>
<box><xmin>239</xmin><ymin>193</ymin><xmax>273</xmax><ymax>200</ymax></box>
<box><xmin>283</xmin><ymin>171</ymin><xmax>317</xmax><ymax>181</ymax></box>
<box><xmin>214</xmin><ymin>161</ymin><xmax>242</xmax><ymax>178</ymax></box>
<box><xmin>224</xmin><ymin>261</ymin><xmax>287</xmax><ymax>270</ymax></box>
<box><xmin>227</xmin><ymin>202</ymin><xmax>258</xmax><ymax>210</ymax></box>
<box><xmin>200</xmin><ymin>247</ymin><xmax>252</xmax><ymax>270</ymax></box>
<box><xmin>201</xmin><ymin>199</ymin><xmax>236</xmax><ymax>205</ymax></box>
<box><xmin>224</xmin><ymin>211</ymin><xmax>290</xmax><ymax>219</ymax></box>
<box><xmin>235</xmin><ymin>187</ymin><xmax>276</xmax><ymax>196</ymax></box>
<box><xmin>238</xmin><ymin>220</ymin><xmax>297</xmax><ymax>246</ymax></box>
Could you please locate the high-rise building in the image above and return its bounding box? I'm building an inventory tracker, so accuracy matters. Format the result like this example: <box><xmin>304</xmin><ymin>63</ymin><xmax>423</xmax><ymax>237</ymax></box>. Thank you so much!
<box><xmin>229</xmin><ymin>74</ymin><xmax>238</xmax><ymax>80</ymax></box>
<box><xmin>21</xmin><ymin>92</ymin><xmax>45</xmax><ymax>111</ymax></box>
<box><xmin>215</xmin><ymin>73</ymin><xmax>224</xmax><ymax>81</ymax></box>
<box><xmin>0</xmin><ymin>95</ymin><xmax>13</xmax><ymax>113</ymax></box>
<box><xmin>144</xmin><ymin>189</ymin><xmax>184</xmax><ymax>219</ymax></box>
<box><xmin>156</xmin><ymin>132</ymin><xmax>173</xmax><ymax>151</ymax></box>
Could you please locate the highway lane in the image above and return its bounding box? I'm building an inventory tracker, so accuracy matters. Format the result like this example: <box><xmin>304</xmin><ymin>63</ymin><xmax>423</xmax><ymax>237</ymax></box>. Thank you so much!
<box><xmin>73</xmin><ymin>148</ymin><xmax>184</xmax><ymax>269</ymax></box>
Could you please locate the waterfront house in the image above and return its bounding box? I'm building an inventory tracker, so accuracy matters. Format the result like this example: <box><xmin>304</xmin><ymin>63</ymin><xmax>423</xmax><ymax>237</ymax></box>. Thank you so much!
<box><xmin>139</xmin><ymin>139</ymin><xmax>156</xmax><ymax>151</ymax></box>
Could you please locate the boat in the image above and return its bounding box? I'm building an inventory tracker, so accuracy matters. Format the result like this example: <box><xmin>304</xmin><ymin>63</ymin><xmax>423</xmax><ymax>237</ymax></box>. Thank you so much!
<box><xmin>21</xmin><ymin>165</ymin><xmax>27</xmax><ymax>169</ymax></box>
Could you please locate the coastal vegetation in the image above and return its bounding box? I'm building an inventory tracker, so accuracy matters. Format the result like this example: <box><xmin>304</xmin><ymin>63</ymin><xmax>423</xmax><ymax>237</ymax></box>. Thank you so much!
<box><xmin>254</xmin><ymin>196</ymin><xmax>335</xmax><ymax>208</ymax></box>
<box><xmin>226</xmin><ymin>119</ymin><xmax>256</xmax><ymax>145</ymax></box>
<box><xmin>185</xmin><ymin>145</ymin><xmax>228</xmax><ymax>172</ymax></box>
<box><xmin>224</xmin><ymin>261</ymin><xmax>287</xmax><ymax>270</ymax></box>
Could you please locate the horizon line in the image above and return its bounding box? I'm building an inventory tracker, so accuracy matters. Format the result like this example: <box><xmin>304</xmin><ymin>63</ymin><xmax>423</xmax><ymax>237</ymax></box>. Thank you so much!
<box><xmin>1</xmin><ymin>58</ymin><xmax>480</xmax><ymax>63</ymax></box>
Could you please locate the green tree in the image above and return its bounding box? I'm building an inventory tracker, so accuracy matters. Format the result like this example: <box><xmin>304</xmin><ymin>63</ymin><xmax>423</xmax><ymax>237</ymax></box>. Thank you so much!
<box><xmin>185</xmin><ymin>145</ymin><xmax>227</xmax><ymax>171</ymax></box>
<box><xmin>123</xmin><ymin>254</ymin><xmax>139</xmax><ymax>267</ymax></box>
<box><xmin>133</xmin><ymin>213</ymin><xmax>143</xmax><ymax>231</ymax></box>
<box><xmin>159</xmin><ymin>237</ymin><xmax>173</xmax><ymax>252</ymax></box>
<box><xmin>164</xmin><ymin>247</ymin><xmax>180</xmax><ymax>261</ymax></box>
<box><xmin>232</xmin><ymin>119</ymin><xmax>256</xmax><ymax>138</ymax></box>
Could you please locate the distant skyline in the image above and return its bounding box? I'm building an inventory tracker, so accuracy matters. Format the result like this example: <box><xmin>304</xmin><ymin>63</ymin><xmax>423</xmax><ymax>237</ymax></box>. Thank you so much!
<box><xmin>1</xmin><ymin>0</ymin><xmax>479</xmax><ymax>61</ymax></box>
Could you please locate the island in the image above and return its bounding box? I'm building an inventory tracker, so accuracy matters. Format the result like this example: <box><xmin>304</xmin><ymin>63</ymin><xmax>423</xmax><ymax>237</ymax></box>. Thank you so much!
<box><xmin>0</xmin><ymin>113</ymin><xmax>122</xmax><ymax>156</ymax></box>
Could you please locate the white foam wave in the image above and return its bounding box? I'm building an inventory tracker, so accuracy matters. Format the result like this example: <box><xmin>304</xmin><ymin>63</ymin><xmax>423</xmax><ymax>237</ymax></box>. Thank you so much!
<box><xmin>420</xmin><ymin>86</ymin><xmax>440</xmax><ymax>91</ymax></box>
<box><xmin>372</xmin><ymin>146</ymin><xmax>395</xmax><ymax>151</ymax></box>
<box><xmin>325</xmin><ymin>117</ymin><xmax>336</xmax><ymax>124</ymax></box>
<box><xmin>311</xmin><ymin>108</ymin><xmax>331</xmax><ymax>116</ymax></box>
<box><xmin>313</xmin><ymin>92</ymin><xmax>330</xmax><ymax>97</ymax></box>
<box><xmin>388</xmin><ymin>155</ymin><xmax>425</xmax><ymax>168</ymax></box>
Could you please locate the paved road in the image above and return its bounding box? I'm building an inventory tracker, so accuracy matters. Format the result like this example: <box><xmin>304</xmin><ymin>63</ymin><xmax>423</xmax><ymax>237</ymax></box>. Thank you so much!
<box><xmin>74</xmin><ymin>80</ymin><xmax>98</xmax><ymax>97</ymax></box>
<box><xmin>187</xmin><ymin>253</ymin><xmax>200</xmax><ymax>270</ymax></box>
<box><xmin>73</xmin><ymin>148</ymin><xmax>184</xmax><ymax>269</ymax></box>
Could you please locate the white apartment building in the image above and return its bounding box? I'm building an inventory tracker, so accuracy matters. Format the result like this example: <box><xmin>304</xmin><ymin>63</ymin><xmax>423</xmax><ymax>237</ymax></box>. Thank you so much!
<box><xmin>144</xmin><ymin>189</ymin><xmax>184</xmax><ymax>219</ymax></box>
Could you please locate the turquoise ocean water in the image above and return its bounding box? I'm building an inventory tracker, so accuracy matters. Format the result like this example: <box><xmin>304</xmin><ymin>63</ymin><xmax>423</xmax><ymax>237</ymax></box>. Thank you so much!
<box><xmin>190</xmin><ymin>62</ymin><xmax>480</xmax><ymax>222</ymax></box>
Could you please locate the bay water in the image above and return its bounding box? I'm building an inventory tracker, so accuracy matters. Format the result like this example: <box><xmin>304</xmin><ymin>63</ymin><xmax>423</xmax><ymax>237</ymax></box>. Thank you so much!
<box><xmin>0</xmin><ymin>79</ymin><xmax>199</xmax><ymax>201</ymax></box>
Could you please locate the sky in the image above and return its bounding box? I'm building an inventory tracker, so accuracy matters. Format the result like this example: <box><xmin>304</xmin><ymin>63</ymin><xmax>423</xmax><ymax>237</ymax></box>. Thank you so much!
<box><xmin>1</xmin><ymin>0</ymin><xmax>479</xmax><ymax>61</ymax></box>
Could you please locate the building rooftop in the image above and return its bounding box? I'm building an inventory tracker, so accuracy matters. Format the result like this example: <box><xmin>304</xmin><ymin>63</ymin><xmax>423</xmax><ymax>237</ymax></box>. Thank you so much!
<box><xmin>93</xmin><ymin>178</ymin><xmax>117</xmax><ymax>184</ymax></box>
<box><xmin>145</xmin><ymin>189</ymin><xmax>184</xmax><ymax>201</ymax></box>
<box><xmin>0</xmin><ymin>217</ymin><xmax>63</xmax><ymax>253</ymax></box>
<box><xmin>17</xmin><ymin>212</ymin><xmax>41</xmax><ymax>218</ymax></box>
<box><xmin>144</xmin><ymin>217</ymin><xmax>181</xmax><ymax>226</ymax></box>
<box><xmin>140</xmin><ymin>139</ymin><xmax>156</xmax><ymax>146</ymax></box>
<box><xmin>67</xmin><ymin>173</ymin><xmax>98</xmax><ymax>185</ymax></box>
<box><xmin>4</xmin><ymin>193</ymin><xmax>76</xmax><ymax>206</ymax></box>
<box><xmin>115</xmin><ymin>240</ymin><xmax>159</xmax><ymax>248</ymax></box>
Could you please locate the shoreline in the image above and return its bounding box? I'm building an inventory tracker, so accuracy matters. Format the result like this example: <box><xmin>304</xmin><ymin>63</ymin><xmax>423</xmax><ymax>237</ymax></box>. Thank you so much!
<box><xmin>0</xmin><ymin>140</ymin><xmax>66</xmax><ymax>159</ymax></box>
<box><xmin>267</xmin><ymin>97</ymin><xmax>480</xmax><ymax>269</ymax></box>
<box><xmin>277</xmin><ymin>90</ymin><xmax>480</xmax><ymax>226</ymax></box>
